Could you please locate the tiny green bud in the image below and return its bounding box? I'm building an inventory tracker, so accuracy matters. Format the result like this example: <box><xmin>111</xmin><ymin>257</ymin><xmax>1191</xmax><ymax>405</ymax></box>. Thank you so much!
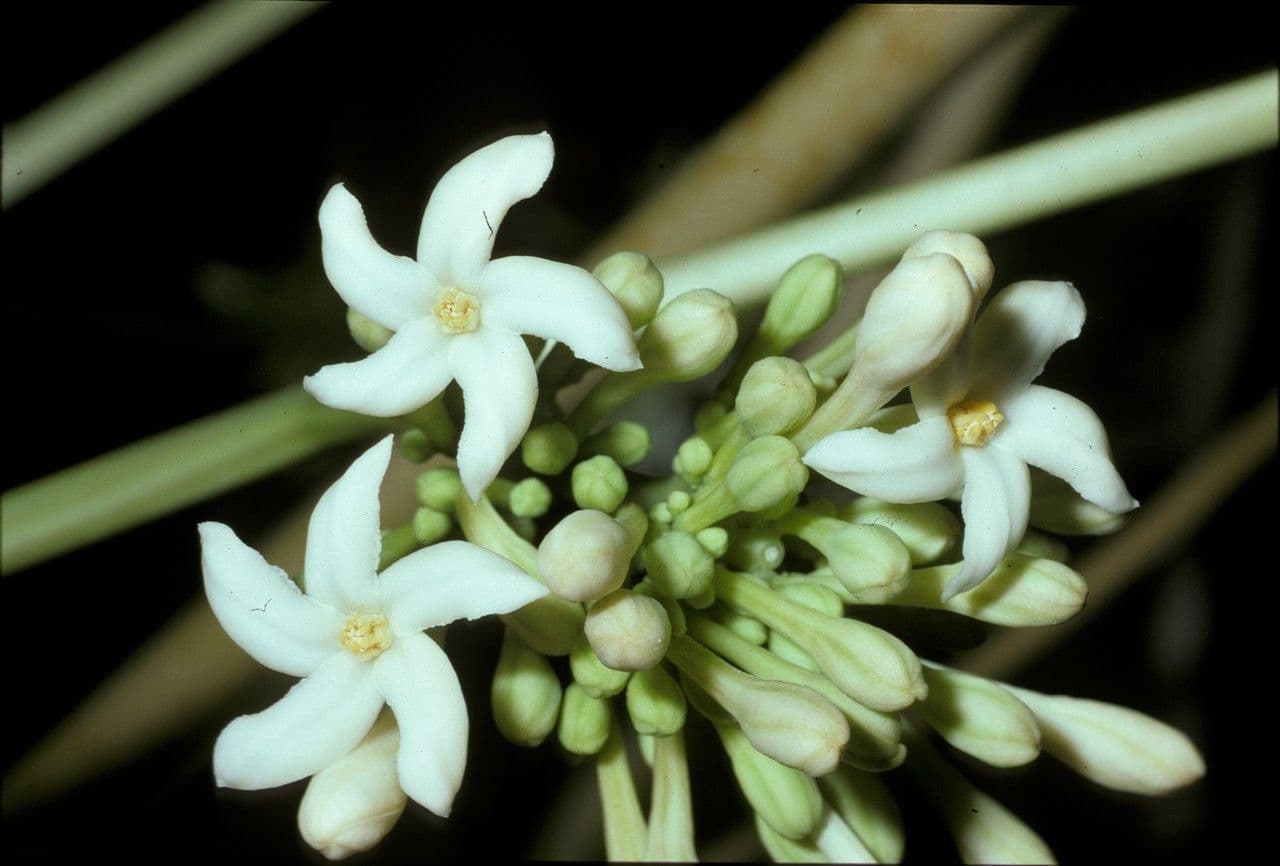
<box><xmin>695</xmin><ymin>526</ymin><xmax>729</xmax><ymax>558</ymax></box>
<box><xmin>593</xmin><ymin>251</ymin><xmax>664</xmax><ymax>329</ymax></box>
<box><xmin>650</xmin><ymin>501</ymin><xmax>674</xmax><ymax>525</ymax></box>
<box><xmin>572</xmin><ymin>455</ymin><xmax>628</xmax><ymax>513</ymax></box>
<box><xmin>508</xmin><ymin>477</ymin><xmax>552</xmax><ymax>518</ymax></box>
<box><xmin>820</xmin><ymin>768</ymin><xmax>905</xmax><ymax>865</ymax></box>
<box><xmin>491</xmin><ymin>630</ymin><xmax>563</xmax><ymax>748</ymax></box>
<box><xmin>522</xmin><ymin>422</ymin><xmax>579</xmax><ymax>475</ymax></box>
<box><xmin>585</xmin><ymin>589</ymin><xmax>672</xmax><ymax>672</ymax></box>
<box><xmin>673</xmin><ymin>436</ymin><xmax>715</xmax><ymax>484</ymax></box>
<box><xmin>726</xmin><ymin>435</ymin><xmax>808</xmax><ymax>512</ymax></box>
<box><xmin>637</xmin><ymin>288</ymin><xmax>738</xmax><ymax>381</ymax></box>
<box><xmin>666</xmin><ymin>490</ymin><xmax>692</xmax><ymax>514</ymax></box>
<box><xmin>558</xmin><ymin>682</ymin><xmax>611</xmax><ymax>756</ymax></box>
<box><xmin>538</xmin><ymin>510</ymin><xmax>630</xmax><ymax>602</ymax></box>
<box><xmin>397</xmin><ymin>428</ymin><xmax>432</xmax><ymax>463</ymax></box>
<box><xmin>919</xmin><ymin>663</ymin><xmax>1041</xmax><ymax>768</ymax></box>
<box><xmin>843</xmin><ymin>497</ymin><xmax>960</xmax><ymax>565</ymax></box>
<box><xmin>412</xmin><ymin>506</ymin><xmax>452</xmax><ymax>545</ymax></box>
<box><xmin>346</xmin><ymin>307</ymin><xmax>393</xmax><ymax>353</ymax></box>
<box><xmin>569</xmin><ymin>632</ymin><xmax>631</xmax><ymax>699</ymax></box>
<box><xmin>644</xmin><ymin>531</ymin><xmax>715</xmax><ymax>599</ymax></box>
<box><xmin>626</xmin><ymin>665</ymin><xmax>687</xmax><ymax>736</ymax></box>
<box><xmin>897</xmin><ymin>553</ymin><xmax>1087</xmax><ymax>627</ymax></box>
<box><xmin>583</xmin><ymin>421</ymin><xmax>652</xmax><ymax>467</ymax></box>
<box><xmin>737</xmin><ymin>357</ymin><xmax>817</xmax><ymax>437</ymax></box>
<box><xmin>416</xmin><ymin>467</ymin><xmax>463</xmax><ymax>512</ymax></box>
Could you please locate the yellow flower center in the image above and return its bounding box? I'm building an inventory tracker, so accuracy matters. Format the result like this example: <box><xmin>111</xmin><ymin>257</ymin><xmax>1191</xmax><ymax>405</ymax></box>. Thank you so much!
<box><xmin>947</xmin><ymin>399</ymin><xmax>1004</xmax><ymax>447</ymax></box>
<box><xmin>432</xmin><ymin>288</ymin><xmax>481</xmax><ymax>334</ymax></box>
<box><xmin>340</xmin><ymin>612</ymin><xmax>392</xmax><ymax>660</ymax></box>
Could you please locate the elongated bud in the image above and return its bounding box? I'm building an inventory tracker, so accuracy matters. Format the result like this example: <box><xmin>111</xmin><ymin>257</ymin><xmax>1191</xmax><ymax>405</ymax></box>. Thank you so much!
<box><xmin>644</xmin><ymin>531</ymin><xmax>715</xmax><ymax>600</ymax></box>
<box><xmin>1029</xmin><ymin>468</ymin><xmax>1127</xmax><ymax>535</ymax></box>
<box><xmin>416</xmin><ymin>467</ymin><xmax>463</xmax><ymax>512</ymax></box>
<box><xmin>820</xmin><ymin>767</ymin><xmax>904</xmax><ymax>865</ymax></box>
<box><xmin>594</xmin><ymin>251</ymin><xmax>664</xmax><ymax>329</ymax></box>
<box><xmin>897</xmin><ymin>553</ymin><xmax>1087</xmax><ymax>627</ymax></box>
<box><xmin>558</xmin><ymin>683</ymin><xmax>611</xmax><ymax>756</ymax></box>
<box><xmin>919</xmin><ymin>664</ymin><xmax>1041</xmax><ymax>768</ymax></box>
<box><xmin>572</xmin><ymin>455</ymin><xmax>629</xmax><ymax>513</ymax></box>
<box><xmin>584</xmin><ymin>421</ymin><xmax>652</xmax><ymax>467</ymax></box>
<box><xmin>299</xmin><ymin>712</ymin><xmax>406</xmax><ymax>860</ymax></box>
<box><xmin>570</xmin><ymin>632</ymin><xmax>631</xmax><ymax>698</ymax></box>
<box><xmin>737</xmin><ymin>357</ymin><xmax>818</xmax><ymax>437</ymax></box>
<box><xmin>522</xmin><ymin>421</ymin><xmax>579</xmax><ymax>475</ymax></box>
<box><xmin>638</xmin><ymin>289</ymin><xmax>738</xmax><ymax>381</ymax></box>
<box><xmin>754</xmin><ymin>814</ymin><xmax>826</xmax><ymax>863</ymax></box>
<box><xmin>1004</xmin><ymin>685</ymin><xmax>1205</xmax><ymax>795</ymax></box>
<box><xmin>843</xmin><ymin>497</ymin><xmax>960</xmax><ymax>565</ymax></box>
<box><xmin>778</xmin><ymin>509</ymin><xmax>911</xmax><ymax>603</ymax></box>
<box><xmin>903</xmin><ymin>230</ymin><xmax>994</xmax><ymax>301</ymax></box>
<box><xmin>538</xmin><ymin>510</ymin><xmax>630</xmax><ymax>602</ymax></box>
<box><xmin>509</xmin><ymin>477</ymin><xmax>552</xmax><ymax>518</ymax></box>
<box><xmin>775</xmin><ymin>581</ymin><xmax>844</xmax><ymax>618</ymax></box>
<box><xmin>492</xmin><ymin>630</ymin><xmax>563</xmax><ymax>747</ymax></box>
<box><xmin>812</xmin><ymin>807</ymin><xmax>878</xmax><ymax>864</ymax></box>
<box><xmin>346</xmin><ymin>307</ymin><xmax>393</xmax><ymax>353</ymax></box>
<box><xmin>585</xmin><ymin>589</ymin><xmax>672</xmax><ymax>672</ymax></box>
<box><xmin>726</xmin><ymin>435</ymin><xmax>808</xmax><ymax>512</ymax></box>
<box><xmin>627</xmin><ymin>665</ymin><xmax>687</xmax><ymax>736</ymax></box>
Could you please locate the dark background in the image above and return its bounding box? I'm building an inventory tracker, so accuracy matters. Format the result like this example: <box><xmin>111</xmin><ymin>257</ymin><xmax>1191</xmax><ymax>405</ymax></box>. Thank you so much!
<box><xmin>2</xmin><ymin>4</ymin><xmax>1274</xmax><ymax>862</ymax></box>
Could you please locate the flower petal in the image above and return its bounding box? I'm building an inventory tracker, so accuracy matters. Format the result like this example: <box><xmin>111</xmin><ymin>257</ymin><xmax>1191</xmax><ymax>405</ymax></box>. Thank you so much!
<box><xmin>910</xmin><ymin>335</ymin><xmax>973</xmax><ymax>419</ymax></box>
<box><xmin>319</xmin><ymin>184</ymin><xmax>433</xmax><ymax>330</ymax></box>
<box><xmin>373</xmin><ymin>632</ymin><xmax>468</xmax><ymax>817</ymax></box>
<box><xmin>379</xmin><ymin>540</ymin><xmax>548</xmax><ymax>634</ymax></box>
<box><xmin>945</xmin><ymin>446</ymin><xmax>1031</xmax><ymax>599</ymax></box>
<box><xmin>303</xmin><ymin>318</ymin><xmax>454</xmax><ymax>417</ymax></box>
<box><xmin>449</xmin><ymin>328</ymin><xmax>538</xmax><ymax>500</ymax></box>
<box><xmin>200</xmin><ymin>522</ymin><xmax>345</xmax><ymax>677</ymax></box>
<box><xmin>480</xmin><ymin>255</ymin><xmax>641</xmax><ymax>371</ymax></box>
<box><xmin>969</xmin><ymin>280</ymin><xmax>1086</xmax><ymax>400</ymax></box>
<box><xmin>997</xmin><ymin>385</ymin><xmax>1138</xmax><ymax>513</ymax></box>
<box><xmin>417</xmin><ymin>132</ymin><xmax>554</xmax><ymax>286</ymax></box>
<box><xmin>213</xmin><ymin>651</ymin><xmax>382</xmax><ymax>789</ymax></box>
<box><xmin>804</xmin><ymin>416</ymin><xmax>964</xmax><ymax>503</ymax></box>
<box><xmin>303</xmin><ymin>436</ymin><xmax>392</xmax><ymax>613</ymax></box>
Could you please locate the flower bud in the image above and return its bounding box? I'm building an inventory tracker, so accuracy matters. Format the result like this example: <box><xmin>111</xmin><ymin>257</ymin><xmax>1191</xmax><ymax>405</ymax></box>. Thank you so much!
<box><xmin>778</xmin><ymin>509</ymin><xmax>911</xmax><ymax>603</ymax></box>
<box><xmin>695</xmin><ymin>526</ymin><xmax>728</xmax><ymax>557</ymax></box>
<box><xmin>757</xmin><ymin>255</ymin><xmax>844</xmax><ymax>354</ymax></box>
<box><xmin>919</xmin><ymin>664</ymin><xmax>1041</xmax><ymax>768</ymax></box>
<box><xmin>522</xmin><ymin>421</ymin><xmax>579</xmax><ymax>475</ymax></box>
<box><xmin>626</xmin><ymin>665</ymin><xmax>687</xmax><ymax>736</ymax></box>
<box><xmin>570</xmin><ymin>632</ymin><xmax>631</xmax><ymax>698</ymax></box>
<box><xmin>346</xmin><ymin>307</ymin><xmax>393</xmax><ymax>353</ymax></box>
<box><xmin>593</xmin><ymin>251</ymin><xmax>664</xmax><ymax>329</ymax></box>
<box><xmin>558</xmin><ymin>682</ymin><xmax>611</xmax><ymax>756</ymax></box>
<box><xmin>397</xmin><ymin>428</ymin><xmax>432</xmax><ymax>463</ymax></box>
<box><xmin>637</xmin><ymin>289</ymin><xmax>738</xmax><ymax>381</ymax></box>
<box><xmin>754</xmin><ymin>814</ymin><xmax>826</xmax><ymax>863</ymax></box>
<box><xmin>572</xmin><ymin>455</ymin><xmax>628</xmax><ymax>513</ymax></box>
<box><xmin>298</xmin><ymin>712</ymin><xmax>406</xmax><ymax>861</ymax></box>
<box><xmin>583</xmin><ymin>421</ymin><xmax>652</xmax><ymax>467</ymax></box>
<box><xmin>903</xmin><ymin>230</ymin><xmax>995</xmax><ymax>301</ymax></box>
<box><xmin>491</xmin><ymin>630</ymin><xmax>563</xmax><ymax>747</ymax></box>
<box><xmin>1004</xmin><ymin>685</ymin><xmax>1205</xmax><ymax>795</ymax></box>
<box><xmin>843</xmin><ymin>497</ymin><xmax>960</xmax><ymax>565</ymax></box>
<box><xmin>711</xmin><ymin>604</ymin><xmax>769</xmax><ymax>645</ymax></box>
<box><xmin>820</xmin><ymin>767</ymin><xmax>904</xmax><ymax>865</ymax></box>
<box><xmin>644</xmin><ymin>531</ymin><xmax>715</xmax><ymax>600</ymax></box>
<box><xmin>673</xmin><ymin>436</ymin><xmax>715</xmax><ymax>485</ymax></box>
<box><xmin>508</xmin><ymin>477</ymin><xmax>552</xmax><ymax>518</ymax></box>
<box><xmin>775</xmin><ymin>581</ymin><xmax>845</xmax><ymax>618</ymax></box>
<box><xmin>585</xmin><ymin>589</ymin><xmax>672</xmax><ymax>672</ymax></box>
<box><xmin>898</xmin><ymin>553</ymin><xmax>1087</xmax><ymax>627</ymax></box>
<box><xmin>1029</xmin><ymin>468</ymin><xmax>1127</xmax><ymax>535</ymax></box>
<box><xmin>736</xmin><ymin>357</ymin><xmax>818</xmax><ymax>437</ymax></box>
<box><xmin>411</xmin><ymin>506</ymin><xmax>451</xmax><ymax>545</ymax></box>
<box><xmin>812</xmin><ymin>807</ymin><xmax>877</xmax><ymax>864</ymax></box>
<box><xmin>1016</xmin><ymin>529</ymin><xmax>1070</xmax><ymax>563</ymax></box>
<box><xmin>724</xmin><ymin>529</ymin><xmax>785</xmax><ymax>573</ymax></box>
<box><xmin>726</xmin><ymin>435</ymin><xmax>808</xmax><ymax>512</ymax></box>
<box><xmin>416</xmin><ymin>467</ymin><xmax>463</xmax><ymax>512</ymax></box>
<box><xmin>538</xmin><ymin>510</ymin><xmax>630</xmax><ymax>602</ymax></box>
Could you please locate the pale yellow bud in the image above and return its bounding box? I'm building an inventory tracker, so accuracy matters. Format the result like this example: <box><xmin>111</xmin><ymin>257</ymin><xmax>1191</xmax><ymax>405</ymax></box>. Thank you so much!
<box><xmin>585</xmin><ymin>589</ymin><xmax>672</xmax><ymax>672</ymax></box>
<box><xmin>538</xmin><ymin>510</ymin><xmax>630</xmax><ymax>602</ymax></box>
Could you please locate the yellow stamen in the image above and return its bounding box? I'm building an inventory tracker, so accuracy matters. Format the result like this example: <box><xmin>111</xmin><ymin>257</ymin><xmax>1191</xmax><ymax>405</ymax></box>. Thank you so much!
<box><xmin>432</xmin><ymin>288</ymin><xmax>480</xmax><ymax>334</ymax></box>
<box><xmin>947</xmin><ymin>399</ymin><xmax>1004</xmax><ymax>447</ymax></box>
<box><xmin>341</xmin><ymin>612</ymin><xmax>392</xmax><ymax>660</ymax></box>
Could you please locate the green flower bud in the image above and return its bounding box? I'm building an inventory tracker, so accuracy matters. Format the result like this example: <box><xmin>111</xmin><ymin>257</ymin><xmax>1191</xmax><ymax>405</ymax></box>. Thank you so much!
<box><xmin>593</xmin><ymin>251</ymin><xmax>664</xmax><ymax>329</ymax></box>
<box><xmin>777</xmin><ymin>509</ymin><xmax>910</xmax><ymax>603</ymax></box>
<box><xmin>726</xmin><ymin>435</ymin><xmax>808</xmax><ymax>512</ymax></box>
<box><xmin>572</xmin><ymin>455</ymin><xmax>628</xmax><ymax>513</ymax></box>
<box><xmin>558</xmin><ymin>682</ymin><xmax>611</xmax><ymax>756</ymax></box>
<box><xmin>896</xmin><ymin>553</ymin><xmax>1087</xmax><ymax>627</ymax></box>
<box><xmin>1016</xmin><ymin>529</ymin><xmax>1070</xmax><ymax>563</ymax></box>
<box><xmin>919</xmin><ymin>663</ymin><xmax>1041</xmax><ymax>768</ymax></box>
<box><xmin>416</xmin><ymin>467</ymin><xmax>463</xmax><ymax>512</ymax></box>
<box><xmin>491</xmin><ymin>630</ymin><xmax>563</xmax><ymax>747</ymax></box>
<box><xmin>570</xmin><ymin>632</ymin><xmax>631</xmax><ymax>699</ymax></box>
<box><xmin>612</xmin><ymin>502</ymin><xmax>650</xmax><ymax>560</ymax></box>
<box><xmin>397</xmin><ymin>428</ymin><xmax>432</xmax><ymax>463</ymax></box>
<box><xmin>768</xmin><ymin>630</ymin><xmax>819</xmax><ymax>672</ymax></box>
<box><xmin>666</xmin><ymin>490</ymin><xmax>691</xmax><ymax>514</ymax></box>
<box><xmin>754</xmin><ymin>814</ymin><xmax>826</xmax><ymax>863</ymax></box>
<box><xmin>522</xmin><ymin>421</ymin><xmax>579</xmax><ymax>475</ymax></box>
<box><xmin>377</xmin><ymin>524</ymin><xmax>420</xmax><ymax>571</ymax></box>
<box><xmin>736</xmin><ymin>357</ymin><xmax>818</xmax><ymax>437</ymax></box>
<box><xmin>626</xmin><ymin>665</ymin><xmax>687</xmax><ymax>736</ymax></box>
<box><xmin>508</xmin><ymin>477</ymin><xmax>553</xmax><ymax>518</ymax></box>
<box><xmin>650</xmin><ymin>501</ymin><xmax>673</xmax><ymax>526</ymax></box>
<box><xmin>903</xmin><ymin>230</ymin><xmax>994</xmax><ymax>301</ymax></box>
<box><xmin>819</xmin><ymin>767</ymin><xmax>905</xmax><ymax>866</ymax></box>
<box><xmin>1029</xmin><ymin>468</ymin><xmax>1127</xmax><ymax>535</ymax></box>
<box><xmin>346</xmin><ymin>307</ymin><xmax>393</xmax><ymax>353</ymax></box>
<box><xmin>695</xmin><ymin>526</ymin><xmax>729</xmax><ymax>558</ymax></box>
<box><xmin>644</xmin><ymin>531</ymin><xmax>715</xmax><ymax>599</ymax></box>
<box><xmin>585</xmin><ymin>589</ymin><xmax>672</xmax><ymax>672</ymax></box>
<box><xmin>583</xmin><ymin>421</ymin><xmax>652</xmax><ymax>467</ymax></box>
<box><xmin>673</xmin><ymin>436</ymin><xmax>715</xmax><ymax>484</ymax></box>
<box><xmin>538</xmin><ymin>510</ymin><xmax>630</xmax><ymax>602</ymax></box>
<box><xmin>412</xmin><ymin>506</ymin><xmax>452</xmax><ymax>545</ymax></box>
<box><xmin>843</xmin><ymin>497</ymin><xmax>960</xmax><ymax>565</ymax></box>
<box><xmin>637</xmin><ymin>289</ymin><xmax>738</xmax><ymax>381</ymax></box>
<box><xmin>774</xmin><ymin>580</ymin><xmax>845</xmax><ymax>619</ymax></box>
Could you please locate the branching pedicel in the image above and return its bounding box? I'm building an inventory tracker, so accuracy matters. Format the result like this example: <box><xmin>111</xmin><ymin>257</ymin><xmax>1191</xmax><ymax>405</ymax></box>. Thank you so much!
<box><xmin>200</xmin><ymin>133</ymin><xmax>1204</xmax><ymax>862</ymax></box>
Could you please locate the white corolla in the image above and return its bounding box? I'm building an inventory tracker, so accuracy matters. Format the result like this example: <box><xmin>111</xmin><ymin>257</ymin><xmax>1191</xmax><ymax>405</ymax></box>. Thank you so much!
<box><xmin>200</xmin><ymin>436</ymin><xmax>547</xmax><ymax>816</ymax></box>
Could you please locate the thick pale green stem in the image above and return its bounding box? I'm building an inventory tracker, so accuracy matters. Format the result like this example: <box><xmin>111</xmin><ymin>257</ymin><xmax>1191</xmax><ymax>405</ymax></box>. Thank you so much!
<box><xmin>1</xmin><ymin>387</ymin><xmax>373</xmax><ymax>575</ymax></box>
<box><xmin>596</xmin><ymin>715</ymin><xmax>648</xmax><ymax>861</ymax></box>
<box><xmin>646</xmin><ymin>730</ymin><xmax>698</xmax><ymax>861</ymax></box>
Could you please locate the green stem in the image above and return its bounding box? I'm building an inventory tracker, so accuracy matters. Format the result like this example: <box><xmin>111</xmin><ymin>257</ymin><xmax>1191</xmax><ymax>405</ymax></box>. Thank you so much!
<box><xmin>1</xmin><ymin>387</ymin><xmax>373</xmax><ymax>575</ymax></box>
<box><xmin>596</xmin><ymin>714</ymin><xmax>648</xmax><ymax>862</ymax></box>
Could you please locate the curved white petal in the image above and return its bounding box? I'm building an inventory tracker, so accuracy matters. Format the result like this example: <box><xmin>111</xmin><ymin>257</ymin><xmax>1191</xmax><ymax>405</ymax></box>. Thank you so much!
<box><xmin>303</xmin><ymin>318</ymin><xmax>454</xmax><ymax>418</ymax></box>
<box><xmin>303</xmin><ymin>436</ymin><xmax>392</xmax><ymax>613</ymax></box>
<box><xmin>998</xmin><ymin>385</ymin><xmax>1137</xmax><ymax>513</ymax></box>
<box><xmin>911</xmin><ymin>334</ymin><xmax>973</xmax><ymax>420</ymax></box>
<box><xmin>970</xmin><ymin>280</ymin><xmax>1086</xmax><ymax>400</ymax></box>
<box><xmin>804</xmin><ymin>416</ymin><xmax>964</xmax><ymax>503</ymax></box>
<box><xmin>380</xmin><ymin>540</ymin><xmax>547</xmax><ymax>634</ymax></box>
<box><xmin>373</xmin><ymin>632</ymin><xmax>469</xmax><ymax>817</ymax></box>
<box><xmin>449</xmin><ymin>328</ymin><xmax>538</xmax><ymax>500</ymax></box>
<box><xmin>200</xmin><ymin>522</ymin><xmax>344</xmax><ymax>677</ymax></box>
<box><xmin>480</xmin><ymin>256</ymin><xmax>640</xmax><ymax>372</ymax></box>
<box><xmin>213</xmin><ymin>652</ymin><xmax>383</xmax><ymax>789</ymax></box>
<box><xmin>945</xmin><ymin>446</ymin><xmax>1032</xmax><ymax>599</ymax></box>
<box><xmin>319</xmin><ymin>184</ymin><xmax>433</xmax><ymax>330</ymax></box>
<box><xmin>417</xmin><ymin>132</ymin><xmax>554</xmax><ymax>286</ymax></box>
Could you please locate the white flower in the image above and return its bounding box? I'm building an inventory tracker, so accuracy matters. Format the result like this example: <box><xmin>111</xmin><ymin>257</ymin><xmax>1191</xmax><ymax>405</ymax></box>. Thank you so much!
<box><xmin>199</xmin><ymin>436</ymin><xmax>547</xmax><ymax>817</ymax></box>
<box><xmin>303</xmin><ymin>132</ymin><xmax>641</xmax><ymax>499</ymax></box>
<box><xmin>805</xmin><ymin>280</ymin><xmax>1137</xmax><ymax>599</ymax></box>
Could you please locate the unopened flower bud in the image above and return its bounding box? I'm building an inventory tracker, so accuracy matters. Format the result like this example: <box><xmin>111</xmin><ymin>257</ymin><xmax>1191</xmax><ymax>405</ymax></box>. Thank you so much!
<box><xmin>775</xmin><ymin>580</ymin><xmax>845</xmax><ymax>618</ymax></box>
<box><xmin>298</xmin><ymin>713</ymin><xmax>406</xmax><ymax>861</ymax></box>
<box><xmin>509</xmin><ymin>477</ymin><xmax>552</xmax><ymax>518</ymax></box>
<box><xmin>626</xmin><ymin>665</ymin><xmax>687</xmax><ymax>736</ymax></box>
<box><xmin>758</xmin><ymin>255</ymin><xmax>844</xmax><ymax>353</ymax></box>
<box><xmin>558</xmin><ymin>682</ymin><xmax>611</xmax><ymax>756</ymax></box>
<box><xmin>594</xmin><ymin>251</ymin><xmax>664</xmax><ymax>329</ymax></box>
<box><xmin>1029</xmin><ymin>468</ymin><xmax>1127</xmax><ymax>535</ymax></box>
<box><xmin>767</xmin><ymin>630</ymin><xmax>819</xmax><ymax>672</ymax></box>
<box><xmin>898</xmin><ymin>553</ymin><xmax>1087</xmax><ymax>627</ymax></box>
<box><xmin>673</xmin><ymin>436</ymin><xmax>715</xmax><ymax>484</ymax></box>
<box><xmin>346</xmin><ymin>307</ymin><xmax>393</xmax><ymax>353</ymax></box>
<box><xmin>695</xmin><ymin>526</ymin><xmax>729</xmax><ymax>558</ymax></box>
<box><xmin>412</xmin><ymin>506</ymin><xmax>451</xmax><ymax>545</ymax></box>
<box><xmin>397</xmin><ymin>428</ymin><xmax>432</xmax><ymax>463</ymax></box>
<box><xmin>416</xmin><ymin>467</ymin><xmax>463</xmax><ymax>512</ymax></box>
<box><xmin>612</xmin><ymin>501</ymin><xmax>650</xmax><ymax>559</ymax></box>
<box><xmin>1016</xmin><ymin>529</ymin><xmax>1070</xmax><ymax>563</ymax></box>
<box><xmin>919</xmin><ymin>664</ymin><xmax>1041</xmax><ymax>768</ymax></box>
<box><xmin>585</xmin><ymin>589</ymin><xmax>672</xmax><ymax>672</ymax></box>
<box><xmin>820</xmin><ymin>767</ymin><xmax>904</xmax><ymax>865</ymax></box>
<box><xmin>737</xmin><ymin>357</ymin><xmax>818</xmax><ymax>437</ymax></box>
<box><xmin>569</xmin><ymin>632</ymin><xmax>631</xmax><ymax>698</ymax></box>
<box><xmin>903</xmin><ymin>230</ymin><xmax>994</xmax><ymax>301</ymax></box>
<box><xmin>522</xmin><ymin>421</ymin><xmax>579</xmax><ymax>475</ymax></box>
<box><xmin>726</xmin><ymin>435</ymin><xmax>808</xmax><ymax>512</ymax></box>
<box><xmin>583</xmin><ymin>421</ymin><xmax>652</xmax><ymax>467</ymax></box>
<box><xmin>812</xmin><ymin>807</ymin><xmax>878</xmax><ymax>864</ymax></box>
<box><xmin>638</xmin><ymin>289</ymin><xmax>738</xmax><ymax>381</ymax></box>
<box><xmin>644</xmin><ymin>531</ymin><xmax>715</xmax><ymax>600</ymax></box>
<box><xmin>843</xmin><ymin>497</ymin><xmax>960</xmax><ymax>565</ymax></box>
<box><xmin>491</xmin><ymin>630</ymin><xmax>563</xmax><ymax>747</ymax></box>
<box><xmin>538</xmin><ymin>510</ymin><xmax>630</xmax><ymax>602</ymax></box>
<box><xmin>777</xmin><ymin>508</ymin><xmax>911</xmax><ymax>603</ymax></box>
<box><xmin>711</xmin><ymin>605</ymin><xmax>768</xmax><ymax>645</ymax></box>
<box><xmin>572</xmin><ymin>455</ymin><xmax>628</xmax><ymax>513</ymax></box>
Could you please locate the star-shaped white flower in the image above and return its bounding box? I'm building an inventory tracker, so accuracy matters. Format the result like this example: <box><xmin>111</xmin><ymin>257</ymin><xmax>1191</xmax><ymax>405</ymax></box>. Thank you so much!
<box><xmin>805</xmin><ymin>280</ymin><xmax>1137</xmax><ymax>599</ymax></box>
<box><xmin>199</xmin><ymin>436</ymin><xmax>547</xmax><ymax>817</ymax></box>
<box><xmin>303</xmin><ymin>132</ymin><xmax>641</xmax><ymax>499</ymax></box>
